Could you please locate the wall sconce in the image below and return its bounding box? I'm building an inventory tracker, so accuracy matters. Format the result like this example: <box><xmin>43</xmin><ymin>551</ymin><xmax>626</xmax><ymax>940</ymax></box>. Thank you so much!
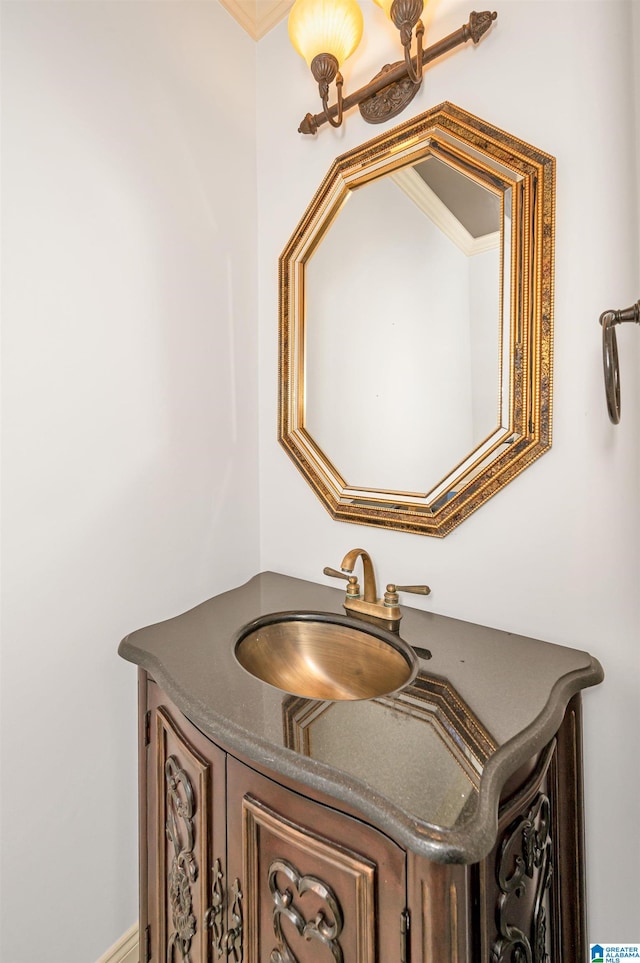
<box><xmin>288</xmin><ymin>0</ymin><xmax>364</xmax><ymax>128</ymax></box>
<box><xmin>288</xmin><ymin>1</ymin><xmax>497</xmax><ymax>134</ymax></box>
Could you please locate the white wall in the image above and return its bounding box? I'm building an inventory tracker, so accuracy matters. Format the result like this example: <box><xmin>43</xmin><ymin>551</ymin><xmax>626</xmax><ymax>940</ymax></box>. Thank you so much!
<box><xmin>1</xmin><ymin>2</ymin><xmax>259</xmax><ymax>960</ymax></box>
<box><xmin>1</xmin><ymin>0</ymin><xmax>637</xmax><ymax>956</ymax></box>
<box><xmin>258</xmin><ymin>0</ymin><xmax>640</xmax><ymax>940</ymax></box>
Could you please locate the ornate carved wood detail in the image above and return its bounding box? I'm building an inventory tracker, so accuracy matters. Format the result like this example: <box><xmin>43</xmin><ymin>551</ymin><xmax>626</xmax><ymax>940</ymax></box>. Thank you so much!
<box><xmin>165</xmin><ymin>755</ymin><xmax>199</xmax><ymax>962</ymax></box>
<box><xmin>491</xmin><ymin>793</ymin><xmax>553</xmax><ymax>963</ymax></box>
<box><xmin>223</xmin><ymin>878</ymin><xmax>244</xmax><ymax>963</ymax></box>
<box><xmin>156</xmin><ymin>706</ymin><xmax>212</xmax><ymax>963</ymax></box>
<box><xmin>242</xmin><ymin>794</ymin><xmax>375</xmax><ymax>963</ymax></box>
<box><xmin>268</xmin><ymin>858</ymin><xmax>345</xmax><ymax>962</ymax></box>
<box><xmin>204</xmin><ymin>857</ymin><xmax>225</xmax><ymax>958</ymax></box>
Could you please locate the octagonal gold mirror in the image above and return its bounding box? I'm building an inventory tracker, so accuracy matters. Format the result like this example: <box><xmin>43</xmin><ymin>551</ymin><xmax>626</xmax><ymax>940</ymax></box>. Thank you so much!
<box><xmin>279</xmin><ymin>102</ymin><xmax>555</xmax><ymax>536</ymax></box>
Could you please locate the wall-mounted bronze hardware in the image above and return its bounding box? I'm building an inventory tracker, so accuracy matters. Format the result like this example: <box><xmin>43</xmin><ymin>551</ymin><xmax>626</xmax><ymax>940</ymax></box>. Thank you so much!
<box><xmin>310</xmin><ymin>53</ymin><xmax>346</xmax><ymax>129</ymax></box>
<box><xmin>297</xmin><ymin>9</ymin><xmax>497</xmax><ymax>135</ymax></box>
<box><xmin>600</xmin><ymin>299</ymin><xmax>639</xmax><ymax>424</ymax></box>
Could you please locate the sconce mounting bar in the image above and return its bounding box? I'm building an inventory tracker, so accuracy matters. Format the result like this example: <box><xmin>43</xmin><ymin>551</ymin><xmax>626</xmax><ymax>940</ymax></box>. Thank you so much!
<box><xmin>299</xmin><ymin>10</ymin><xmax>497</xmax><ymax>135</ymax></box>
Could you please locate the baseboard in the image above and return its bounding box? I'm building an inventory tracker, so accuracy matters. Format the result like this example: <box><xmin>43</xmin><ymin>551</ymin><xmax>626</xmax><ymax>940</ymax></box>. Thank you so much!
<box><xmin>96</xmin><ymin>923</ymin><xmax>139</xmax><ymax>963</ymax></box>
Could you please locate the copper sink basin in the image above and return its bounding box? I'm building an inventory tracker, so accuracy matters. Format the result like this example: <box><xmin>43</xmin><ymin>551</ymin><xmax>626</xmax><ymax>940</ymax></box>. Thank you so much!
<box><xmin>234</xmin><ymin>612</ymin><xmax>418</xmax><ymax>701</ymax></box>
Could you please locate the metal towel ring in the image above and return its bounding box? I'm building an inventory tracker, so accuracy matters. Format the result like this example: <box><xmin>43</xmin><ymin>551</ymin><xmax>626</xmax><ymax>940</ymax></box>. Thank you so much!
<box><xmin>599</xmin><ymin>300</ymin><xmax>640</xmax><ymax>424</ymax></box>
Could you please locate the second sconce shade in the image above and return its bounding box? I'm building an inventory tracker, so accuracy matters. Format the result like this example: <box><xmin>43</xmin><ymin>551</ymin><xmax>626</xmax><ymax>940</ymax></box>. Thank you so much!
<box><xmin>372</xmin><ymin>0</ymin><xmax>399</xmax><ymax>17</ymax></box>
<box><xmin>288</xmin><ymin>0</ymin><xmax>364</xmax><ymax>69</ymax></box>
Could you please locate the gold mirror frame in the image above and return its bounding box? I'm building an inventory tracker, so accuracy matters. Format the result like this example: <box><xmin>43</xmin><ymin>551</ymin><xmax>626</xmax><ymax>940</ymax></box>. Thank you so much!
<box><xmin>279</xmin><ymin>102</ymin><xmax>555</xmax><ymax>536</ymax></box>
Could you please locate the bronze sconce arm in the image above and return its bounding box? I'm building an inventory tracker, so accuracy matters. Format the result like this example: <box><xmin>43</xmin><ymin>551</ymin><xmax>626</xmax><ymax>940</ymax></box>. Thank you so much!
<box><xmin>299</xmin><ymin>10</ymin><xmax>497</xmax><ymax>135</ymax></box>
<box><xmin>309</xmin><ymin>54</ymin><xmax>346</xmax><ymax>128</ymax></box>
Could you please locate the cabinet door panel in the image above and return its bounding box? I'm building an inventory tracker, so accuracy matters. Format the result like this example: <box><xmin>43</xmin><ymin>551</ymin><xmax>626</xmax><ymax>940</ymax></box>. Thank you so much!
<box><xmin>145</xmin><ymin>682</ymin><xmax>226</xmax><ymax>963</ymax></box>
<box><xmin>227</xmin><ymin>758</ymin><xmax>405</xmax><ymax>963</ymax></box>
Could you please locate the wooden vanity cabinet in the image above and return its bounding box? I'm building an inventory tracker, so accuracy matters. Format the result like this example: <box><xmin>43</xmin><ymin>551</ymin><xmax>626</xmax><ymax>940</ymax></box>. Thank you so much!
<box><xmin>141</xmin><ymin>674</ymin><xmax>587</xmax><ymax>963</ymax></box>
<box><xmin>142</xmin><ymin>675</ymin><xmax>406</xmax><ymax>963</ymax></box>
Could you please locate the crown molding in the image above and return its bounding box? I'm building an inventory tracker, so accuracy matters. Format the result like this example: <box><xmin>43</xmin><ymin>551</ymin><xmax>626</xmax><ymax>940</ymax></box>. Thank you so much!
<box><xmin>391</xmin><ymin>168</ymin><xmax>500</xmax><ymax>256</ymax></box>
<box><xmin>218</xmin><ymin>0</ymin><xmax>293</xmax><ymax>40</ymax></box>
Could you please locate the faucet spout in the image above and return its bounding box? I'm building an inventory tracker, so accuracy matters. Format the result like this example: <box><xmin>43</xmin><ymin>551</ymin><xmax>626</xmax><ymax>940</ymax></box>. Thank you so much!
<box><xmin>340</xmin><ymin>548</ymin><xmax>377</xmax><ymax>603</ymax></box>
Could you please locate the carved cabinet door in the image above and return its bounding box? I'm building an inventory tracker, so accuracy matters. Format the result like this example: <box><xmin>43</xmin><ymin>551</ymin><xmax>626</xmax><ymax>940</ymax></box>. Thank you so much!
<box><xmin>143</xmin><ymin>679</ymin><xmax>227</xmax><ymax>963</ymax></box>
<box><xmin>476</xmin><ymin>740</ymin><xmax>561</xmax><ymax>963</ymax></box>
<box><xmin>476</xmin><ymin>697</ymin><xmax>588</xmax><ymax>963</ymax></box>
<box><xmin>226</xmin><ymin>757</ymin><xmax>406</xmax><ymax>963</ymax></box>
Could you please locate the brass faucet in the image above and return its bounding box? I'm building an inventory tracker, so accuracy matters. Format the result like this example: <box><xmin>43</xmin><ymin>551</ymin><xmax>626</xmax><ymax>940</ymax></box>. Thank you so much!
<box><xmin>323</xmin><ymin>548</ymin><xmax>430</xmax><ymax>626</ymax></box>
<box><xmin>341</xmin><ymin>548</ymin><xmax>377</xmax><ymax>602</ymax></box>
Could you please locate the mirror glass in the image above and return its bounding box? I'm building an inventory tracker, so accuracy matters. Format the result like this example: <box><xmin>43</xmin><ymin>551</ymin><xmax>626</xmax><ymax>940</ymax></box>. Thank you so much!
<box><xmin>305</xmin><ymin>156</ymin><xmax>503</xmax><ymax>495</ymax></box>
<box><xmin>279</xmin><ymin>103</ymin><xmax>555</xmax><ymax>536</ymax></box>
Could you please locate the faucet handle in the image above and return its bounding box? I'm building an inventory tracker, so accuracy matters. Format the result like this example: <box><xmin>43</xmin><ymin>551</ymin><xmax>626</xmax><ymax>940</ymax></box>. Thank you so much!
<box><xmin>384</xmin><ymin>583</ymin><xmax>431</xmax><ymax>606</ymax></box>
<box><xmin>323</xmin><ymin>567</ymin><xmax>360</xmax><ymax>597</ymax></box>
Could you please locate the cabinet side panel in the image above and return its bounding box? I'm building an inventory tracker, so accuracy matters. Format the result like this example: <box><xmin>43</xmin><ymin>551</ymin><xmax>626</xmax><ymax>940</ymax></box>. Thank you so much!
<box><xmin>156</xmin><ymin>707</ymin><xmax>212</xmax><ymax>962</ymax></box>
<box><xmin>138</xmin><ymin>669</ymin><xmax>149</xmax><ymax>959</ymax></box>
<box><xmin>552</xmin><ymin>693</ymin><xmax>587</xmax><ymax>963</ymax></box>
<box><xmin>476</xmin><ymin>698</ymin><xmax>588</xmax><ymax>963</ymax></box>
<box><xmin>145</xmin><ymin>681</ymin><xmax>227</xmax><ymax>963</ymax></box>
<box><xmin>478</xmin><ymin>740</ymin><xmax>557</xmax><ymax>963</ymax></box>
<box><xmin>409</xmin><ymin>855</ymin><xmax>471</xmax><ymax>963</ymax></box>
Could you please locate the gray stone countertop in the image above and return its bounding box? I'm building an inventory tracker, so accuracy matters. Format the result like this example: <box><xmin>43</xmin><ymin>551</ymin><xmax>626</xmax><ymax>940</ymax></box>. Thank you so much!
<box><xmin>118</xmin><ymin>571</ymin><xmax>603</xmax><ymax>864</ymax></box>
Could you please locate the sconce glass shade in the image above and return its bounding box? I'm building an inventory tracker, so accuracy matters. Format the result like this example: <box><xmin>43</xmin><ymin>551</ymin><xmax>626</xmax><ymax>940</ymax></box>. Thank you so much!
<box><xmin>372</xmin><ymin>0</ymin><xmax>424</xmax><ymax>25</ymax></box>
<box><xmin>288</xmin><ymin>0</ymin><xmax>364</xmax><ymax>68</ymax></box>
<box><xmin>371</xmin><ymin>0</ymin><xmax>394</xmax><ymax>18</ymax></box>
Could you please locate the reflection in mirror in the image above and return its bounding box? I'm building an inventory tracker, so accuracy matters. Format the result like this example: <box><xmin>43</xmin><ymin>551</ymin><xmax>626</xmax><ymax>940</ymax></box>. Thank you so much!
<box><xmin>282</xmin><ymin>672</ymin><xmax>497</xmax><ymax>829</ymax></box>
<box><xmin>305</xmin><ymin>157</ymin><xmax>502</xmax><ymax>494</ymax></box>
<box><xmin>279</xmin><ymin>102</ymin><xmax>555</xmax><ymax>535</ymax></box>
